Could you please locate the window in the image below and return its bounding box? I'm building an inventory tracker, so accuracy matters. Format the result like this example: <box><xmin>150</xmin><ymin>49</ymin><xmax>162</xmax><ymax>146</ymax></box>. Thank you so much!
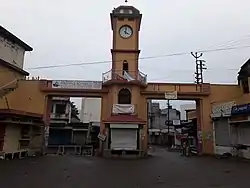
<box><xmin>20</xmin><ymin>125</ymin><xmax>30</xmax><ymax>138</ymax></box>
<box><xmin>55</xmin><ymin>103</ymin><xmax>66</xmax><ymax>114</ymax></box>
<box><xmin>242</xmin><ymin>79</ymin><xmax>249</xmax><ymax>93</ymax></box>
<box><xmin>118</xmin><ymin>88</ymin><xmax>131</xmax><ymax>104</ymax></box>
<box><xmin>123</xmin><ymin>60</ymin><xmax>128</xmax><ymax>75</ymax></box>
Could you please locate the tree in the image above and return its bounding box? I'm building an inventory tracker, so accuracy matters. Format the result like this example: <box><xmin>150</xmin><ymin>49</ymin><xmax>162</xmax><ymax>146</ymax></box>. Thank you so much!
<box><xmin>70</xmin><ymin>101</ymin><xmax>80</xmax><ymax>120</ymax></box>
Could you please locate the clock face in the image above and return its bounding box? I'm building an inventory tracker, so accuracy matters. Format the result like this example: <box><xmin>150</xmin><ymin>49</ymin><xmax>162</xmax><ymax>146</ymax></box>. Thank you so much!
<box><xmin>119</xmin><ymin>25</ymin><xmax>133</xmax><ymax>39</ymax></box>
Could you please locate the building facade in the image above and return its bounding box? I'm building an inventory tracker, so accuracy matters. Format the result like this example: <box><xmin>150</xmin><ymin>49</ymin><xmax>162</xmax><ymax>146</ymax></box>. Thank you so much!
<box><xmin>2</xmin><ymin>3</ymin><xmax>250</xmax><ymax>158</ymax></box>
<box><xmin>48</xmin><ymin>97</ymin><xmax>73</xmax><ymax>146</ymax></box>
<box><xmin>211</xmin><ymin>101</ymin><xmax>234</xmax><ymax>156</ymax></box>
<box><xmin>80</xmin><ymin>98</ymin><xmax>101</xmax><ymax>123</ymax></box>
<box><xmin>180</xmin><ymin>103</ymin><xmax>196</xmax><ymax>120</ymax></box>
<box><xmin>0</xmin><ymin>26</ymin><xmax>44</xmax><ymax>159</ymax></box>
<box><xmin>148</xmin><ymin>102</ymin><xmax>181</xmax><ymax>145</ymax></box>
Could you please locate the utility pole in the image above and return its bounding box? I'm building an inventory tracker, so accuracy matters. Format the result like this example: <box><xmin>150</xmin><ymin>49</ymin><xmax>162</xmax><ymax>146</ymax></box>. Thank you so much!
<box><xmin>167</xmin><ymin>100</ymin><xmax>170</xmax><ymax>147</ymax></box>
<box><xmin>191</xmin><ymin>52</ymin><xmax>207</xmax><ymax>84</ymax></box>
<box><xmin>190</xmin><ymin>52</ymin><xmax>207</xmax><ymax>155</ymax></box>
<box><xmin>167</xmin><ymin>100</ymin><xmax>170</xmax><ymax>133</ymax></box>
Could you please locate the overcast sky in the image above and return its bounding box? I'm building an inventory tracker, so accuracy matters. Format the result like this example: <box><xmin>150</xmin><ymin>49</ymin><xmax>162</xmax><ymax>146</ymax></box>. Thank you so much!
<box><xmin>1</xmin><ymin>0</ymin><xmax>250</xmax><ymax>110</ymax></box>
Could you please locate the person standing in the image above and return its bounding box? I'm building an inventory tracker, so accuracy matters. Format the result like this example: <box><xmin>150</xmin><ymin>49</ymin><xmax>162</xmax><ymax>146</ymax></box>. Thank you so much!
<box><xmin>181</xmin><ymin>140</ymin><xmax>187</xmax><ymax>156</ymax></box>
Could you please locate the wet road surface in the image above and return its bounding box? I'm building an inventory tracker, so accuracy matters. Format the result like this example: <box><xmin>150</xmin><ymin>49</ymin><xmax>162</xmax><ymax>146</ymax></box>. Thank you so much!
<box><xmin>0</xmin><ymin>147</ymin><xmax>249</xmax><ymax>188</ymax></box>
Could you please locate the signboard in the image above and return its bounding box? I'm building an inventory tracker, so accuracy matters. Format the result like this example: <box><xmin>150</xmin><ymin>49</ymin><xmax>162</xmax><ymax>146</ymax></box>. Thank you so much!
<box><xmin>173</xmin><ymin>120</ymin><xmax>181</xmax><ymax>125</ymax></box>
<box><xmin>211</xmin><ymin>101</ymin><xmax>235</xmax><ymax>118</ymax></box>
<box><xmin>52</xmin><ymin>80</ymin><xmax>102</xmax><ymax>89</ymax></box>
<box><xmin>231</xmin><ymin>103</ymin><xmax>250</xmax><ymax>116</ymax></box>
<box><xmin>98</xmin><ymin>133</ymin><xmax>106</xmax><ymax>141</ymax></box>
<box><xmin>165</xmin><ymin>91</ymin><xmax>177</xmax><ymax>99</ymax></box>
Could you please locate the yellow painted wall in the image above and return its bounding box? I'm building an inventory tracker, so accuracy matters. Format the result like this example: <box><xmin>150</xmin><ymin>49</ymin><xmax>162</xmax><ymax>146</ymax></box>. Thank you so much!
<box><xmin>0</xmin><ymin>64</ymin><xmax>25</xmax><ymax>86</ymax></box>
<box><xmin>209</xmin><ymin>84</ymin><xmax>241</xmax><ymax>104</ymax></box>
<box><xmin>112</xmin><ymin>53</ymin><xmax>139</xmax><ymax>77</ymax></box>
<box><xmin>114</xmin><ymin>18</ymin><xmax>139</xmax><ymax>50</ymax></box>
<box><xmin>0</xmin><ymin>80</ymin><xmax>46</xmax><ymax>115</ymax></box>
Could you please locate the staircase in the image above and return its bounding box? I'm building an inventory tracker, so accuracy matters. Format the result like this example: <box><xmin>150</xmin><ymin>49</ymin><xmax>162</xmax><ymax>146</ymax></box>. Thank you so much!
<box><xmin>0</xmin><ymin>79</ymin><xmax>18</xmax><ymax>98</ymax></box>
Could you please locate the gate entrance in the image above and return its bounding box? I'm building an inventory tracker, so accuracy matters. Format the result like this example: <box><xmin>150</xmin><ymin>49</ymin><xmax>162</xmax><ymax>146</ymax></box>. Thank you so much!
<box><xmin>39</xmin><ymin>4</ymin><xmax>214</xmax><ymax>156</ymax></box>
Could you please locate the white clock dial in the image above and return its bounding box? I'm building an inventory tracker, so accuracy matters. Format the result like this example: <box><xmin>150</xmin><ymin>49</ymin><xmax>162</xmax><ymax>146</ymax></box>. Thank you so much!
<box><xmin>119</xmin><ymin>25</ymin><xmax>133</xmax><ymax>39</ymax></box>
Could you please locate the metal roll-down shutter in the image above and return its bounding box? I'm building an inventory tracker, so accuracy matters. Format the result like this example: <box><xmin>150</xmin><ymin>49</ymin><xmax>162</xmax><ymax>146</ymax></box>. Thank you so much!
<box><xmin>214</xmin><ymin>119</ymin><xmax>230</xmax><ymax>146</ymax></box>
<box><xmin>111</xmin><ymin>129</ymin><xmax>137</xmax><ymax>150</ymax></box>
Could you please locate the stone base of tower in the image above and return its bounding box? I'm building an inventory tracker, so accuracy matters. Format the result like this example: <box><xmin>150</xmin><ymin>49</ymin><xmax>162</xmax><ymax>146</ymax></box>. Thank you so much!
<box><xmin>100</xmin><ymin>115</ymin><xmax>148</xmax><ymax>158</ymax></box>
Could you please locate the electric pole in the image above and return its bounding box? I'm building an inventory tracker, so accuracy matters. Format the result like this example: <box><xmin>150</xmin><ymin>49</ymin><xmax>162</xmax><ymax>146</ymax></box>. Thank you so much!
<box><xmin>191</xmin><ymin>52</ymin><xmax>207</xmax><ymax>84</ymax></box>
<box><xmin>167</xmin><ymin>100</ymin><xmax>170</xmax><ymax>134</ymax></box>
<box><xmin>167</xmin><ymin>100</ymin><xmax>170</xmax><ymax>147</ymax></box>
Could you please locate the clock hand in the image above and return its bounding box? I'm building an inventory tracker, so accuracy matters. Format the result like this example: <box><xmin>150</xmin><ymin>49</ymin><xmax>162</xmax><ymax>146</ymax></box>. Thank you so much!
<box><xmin>124</xmin><ymin>27</ymin><xmax>129</xmax><ymax>34</ymax></box>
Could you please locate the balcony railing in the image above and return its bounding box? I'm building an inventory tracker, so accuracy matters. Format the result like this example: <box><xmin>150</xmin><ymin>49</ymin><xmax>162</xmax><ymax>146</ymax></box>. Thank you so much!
<box><xmin>112</xmin><ymin>104</ymin><xmax>137</xmax><ymax>115</ymax></box>
<box><xmin>102</xmin><ymin>70</ymin><xmax>147</xmax><ymax>85</ymax></box>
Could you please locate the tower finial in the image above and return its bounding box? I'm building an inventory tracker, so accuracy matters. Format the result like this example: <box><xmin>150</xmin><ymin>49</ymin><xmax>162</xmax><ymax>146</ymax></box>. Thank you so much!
<box><xmin>125</xmin><ymin>0</ymin><xmax>128</xmax><ymax>3</ymax></box>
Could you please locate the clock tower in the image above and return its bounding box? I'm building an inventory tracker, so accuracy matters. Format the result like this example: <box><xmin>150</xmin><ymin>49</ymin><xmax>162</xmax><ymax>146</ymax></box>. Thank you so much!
<box><xmin>110</xmin><ymin>5</ymin><xmax>142</xmax><ymax>79</ymax></box>
<box><xmin>101</xmin><ymin>4</ymin><xmax>148</xmax><ymax>157</ymax></box>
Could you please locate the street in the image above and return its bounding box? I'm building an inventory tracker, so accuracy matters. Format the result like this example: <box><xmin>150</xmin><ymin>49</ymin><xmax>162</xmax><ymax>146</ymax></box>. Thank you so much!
<box><xmin>0</xmin><ymin>147</ymin><xmax>249</xmax><ymax>188</ymax></box>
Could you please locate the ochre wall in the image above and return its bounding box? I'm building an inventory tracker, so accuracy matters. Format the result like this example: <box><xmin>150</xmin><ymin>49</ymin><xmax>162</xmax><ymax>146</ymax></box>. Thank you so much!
<box><xmin>100</xmin><ymin>84</ymin><xmax>149</xmax><ymax>151</ymax></box>
<box><xmin>112</xmin><ymin>17</ymin><xmax>140</xmax><ymax>78</ymax></box>
<box><xmin>0</xmin><ymin>80</ymin><xmax>46</xmax><ymax>115</ymax></box>
<box><xmin>209</xmin><ymin>84</ymin><xmax>250</xmax><ymax>106</ymax></box>
<box><xmin>114</xmin><ymin>18</ymin><xmax>139</xmax><ymax>50</ymax></box>
<box><xmin>209</xmin><ymin>84</ymin><xmax>241</xmax><ymax>104</ymax></box>
<box><xmin>144</xmin><ymin>83</ymin><xmax>210</xmax><ymax>94</ymax></box>
<box><xmin>199</xmin><ymin>84</ymin><xmax>242</xmax><ymax>154</ymax></box>
<box><xmin>197</xmin><ymin>97</ymin><xmax>213</xmax><ymax>154</ymax></box>
<box><xmin>234</xmin><ymin>93</ymin><xmax>250</xmax><ymax>105</ymax></box>
<box><xmin>112</xmin><ymin>53</ymin><xmax>139</xmax><ymax>77</ymax></box>
<box><xmin>0</xmin><ymin>64</ymin><xmax>25</xmax><ymax>86</ymax></box>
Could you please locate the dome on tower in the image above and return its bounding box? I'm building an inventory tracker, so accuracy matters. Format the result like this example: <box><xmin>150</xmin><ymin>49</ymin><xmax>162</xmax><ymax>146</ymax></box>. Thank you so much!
<box><xmin>111</xmin><ymin>5</ymin><xmax>141</xmax><ymax>19</ymax></box>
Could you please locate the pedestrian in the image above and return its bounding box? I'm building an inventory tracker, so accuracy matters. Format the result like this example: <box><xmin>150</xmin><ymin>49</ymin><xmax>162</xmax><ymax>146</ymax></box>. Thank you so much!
<box><xmin>181</xmin><ymin>140</ymin><xmax>187</xmax><ymax>156</ymax></box>
<box><xmin>186</xmin><ymin>140</ymin><xmax>190</xmax><ymax>157</ymax></box>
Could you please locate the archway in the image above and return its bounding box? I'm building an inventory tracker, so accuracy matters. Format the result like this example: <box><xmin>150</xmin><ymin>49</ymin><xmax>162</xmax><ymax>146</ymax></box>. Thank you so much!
<box><xmin>118</xmin><ymin>88</ymin><xmax>131</xmax><ymax>104</ymax></box>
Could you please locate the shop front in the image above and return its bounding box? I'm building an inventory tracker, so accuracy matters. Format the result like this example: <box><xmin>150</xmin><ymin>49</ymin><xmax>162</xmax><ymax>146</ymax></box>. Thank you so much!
<box><xmin>229</xmin><ymin>103</ymin><xmax>250</xmax><ymax>159</ymax></box>
<box><xmin>211</xmin><ymin>101</ymin><xmax>234</xmax><ymax>155</ymax></box>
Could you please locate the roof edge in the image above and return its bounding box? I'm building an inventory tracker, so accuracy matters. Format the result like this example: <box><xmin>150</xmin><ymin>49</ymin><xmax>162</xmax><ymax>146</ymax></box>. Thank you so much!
<box><xmin>0</xmin><ymin>25</ymin><xmax>33</xmax><ymax>51</ymax></box>
<box><xmin>0</xmin><ymin>109</ymin><xmax>43</xmax><ymax>118</ymax></box>
<box><xmin>0</xmin><ymin>58</ymin><xmax>29</xmax><ymax>76</ymax></box>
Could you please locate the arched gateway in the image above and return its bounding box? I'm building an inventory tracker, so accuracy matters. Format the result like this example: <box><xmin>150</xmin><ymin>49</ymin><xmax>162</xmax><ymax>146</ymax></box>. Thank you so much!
<box><xmin>37</xmin><ymin>4</ymin><xmax>229</xmax><ymax>156</ymax></box>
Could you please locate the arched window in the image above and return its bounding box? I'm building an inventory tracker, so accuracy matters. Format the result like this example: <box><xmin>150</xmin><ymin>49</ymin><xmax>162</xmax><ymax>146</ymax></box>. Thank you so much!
<box><xmin>123</xmin><ymin>60</ymin><xmax>128</xmax><ymax>75</ymax></box>
<box><xmin>118</xmin><ymin>88</ymin><xmax>131</xmax><ymax>104</ymax></box>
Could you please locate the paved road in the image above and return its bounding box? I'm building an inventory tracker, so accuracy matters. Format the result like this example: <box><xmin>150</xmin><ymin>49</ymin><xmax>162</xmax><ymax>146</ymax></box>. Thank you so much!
<box><xmin>0</xmin><ymin>147</ymin><xmax>249</xmax><ymax>188</ymax></box>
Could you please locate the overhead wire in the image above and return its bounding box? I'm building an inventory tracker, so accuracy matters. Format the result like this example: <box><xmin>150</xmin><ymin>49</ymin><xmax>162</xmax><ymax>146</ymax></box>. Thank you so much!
<box><xmin>0</xmin><ymin>36</ymin><xmax>249</xmax><ymax>84</ymax></box>
<box><xmin>197</xmin><ymin>34</ymin><xmax>250</xmax><ymax>52</ymax></box>
<box><xmin>25</xmin><ymin>44</ymin><xmax>250</xmax><ymax>70</ymax></box>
